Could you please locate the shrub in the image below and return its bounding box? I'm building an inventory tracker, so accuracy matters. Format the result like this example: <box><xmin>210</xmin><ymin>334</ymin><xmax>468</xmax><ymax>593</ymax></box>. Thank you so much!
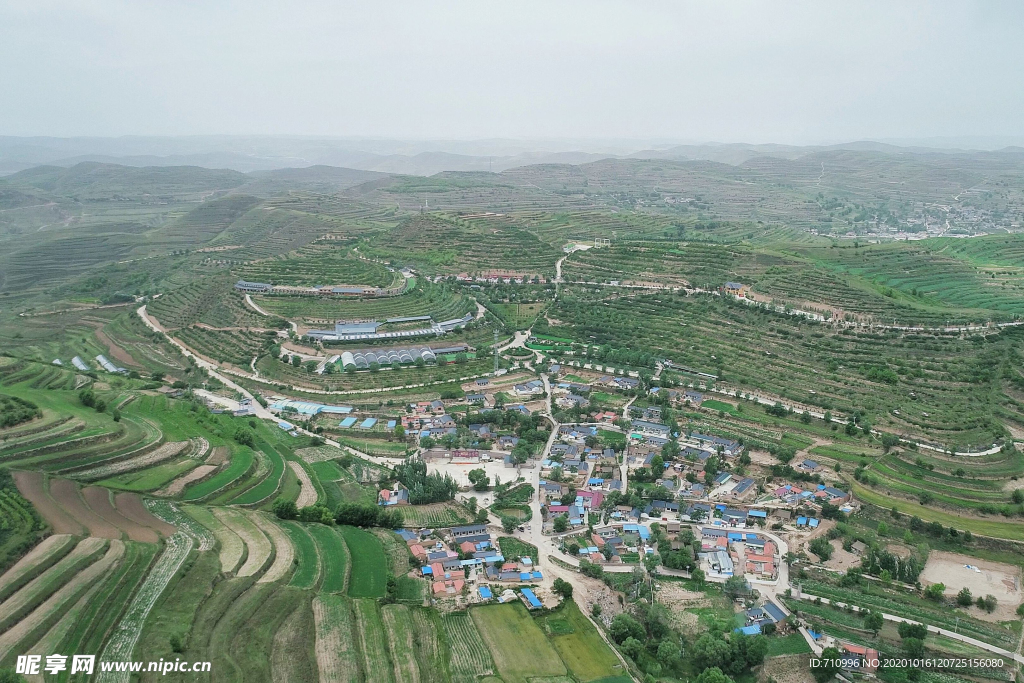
<box><xmin>809</xmin><ymin>537</ymin><xmax>833</xmax><ymax>561</ymax></box>
<box><xmin>273</xmin><ymin>499</ymin><xmax>298</xmax><ymax>520</ymax></box>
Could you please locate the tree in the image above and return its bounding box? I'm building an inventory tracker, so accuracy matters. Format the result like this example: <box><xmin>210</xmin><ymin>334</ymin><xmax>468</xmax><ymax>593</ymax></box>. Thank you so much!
<box><xmin>620</xmin><ymin>636</ymin><xmax>643</xmax><ymax>661</ymax></box>
<box><xmin>881</xmin><ymin>433</ymin><xmax>900</xmax><ymax>452</ymax></box>
<box><xmin>501</xmin><ymin>516</ymin><xmax>517</xmax><ymax>534</ymax></box>
<box><xmin>552</xmin><ymin>577</ymin><xmax>574</xmax><ymax>599</ymax></box>
<box><xmin>467</xmin><ymin>468</ymin><xmax>491</xmax><ymax>491</ymax></box>
<box><xmin>608</xmin><ymin>613</ymin><xmax>645</xmax><ymax>644</ymax></box>
<box><xmin>1013</xmin><ymin>489</ymin><xmax>1024</xmax><ymax>505</ymax></box>
<box><xmin>898</xmin><ymin>622</ymin><xmax>927</xmax><ymax>640</ymax></box>
<box><xmin>553</xmin><ymin>514</ymin><xmax>568</xmax><ymax>533</ymax></box>
<box><xmin>923</xmin><ymin>582</ymin><xmax>945</xmax><ymax>601</ymax></box>
<box><xmin>903</xmin><ymin>637</ymin><xmax>924</xmax><ymax>658</ymax></box>
<box><xmin>591</xmin><ymin>603</ymin><xmax>602</xmax><ymax>618</ymax></box>
<box><xmin>657</xmin><ymin>640</ymin><xmax>681</xmax><ymax>668</ymax></box>
<box><xmin>864</xmin><ymin>611</ymin><xmax>884</xmax><ymax>635</ymax></box>
<box><xmin>979</xmin><ymin>594</ymin><xmax>997</xmax><ymax>612</ymax></box>
<box><xmin>722</xmin><ymin>575</ymin><xmax>749</xmax><ymax>599</ymax></box>
<box><xmin>956</xmin><ymin>586</ymin><xmax>973</xmax><ymax>606</ymax></box>
<box><xmin>393</xmin><ymin>424</ymin><xmax>406</xmax><ymax>439</ymax></box>
<box><xmin>298</xmin><ymin>504</ymin><xmax>333</xmax><ymax>524</ymax></box>
<box><xmin>273</xmin><ymin>498</ymin><xmax>298</xmax><ymax>520</ymax></box>
<box><xmin>691</xmin><ymin>567</ymin><xmax>706</xmax><ymax>588</ymax></box>
<box><xmin>691</xmin><ymin>633</ymin><xmax>732</xmax><ymax>670</ymax></box>
<box><xmin>234</xmin><ymin>427</ymin><xmax>256</xmax><ymax>448</ymax></box>
<box><xmin>809</xmin><ymin>537</ymin><xmax>833</xmax><ymax>561</ymax></box>
<box><xmin>812</xmin><ymin>647</ymin><xmax>842</xmax><ymax>683</ymax></box>
<box><xmin>695</xmin><ymin>667</ymin><xmax>734</xmax><ymax>683</ymax></box>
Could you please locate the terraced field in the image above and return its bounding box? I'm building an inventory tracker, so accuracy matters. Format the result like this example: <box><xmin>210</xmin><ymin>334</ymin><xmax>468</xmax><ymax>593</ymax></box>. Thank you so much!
<box><xmin>441</xmin><ymin>611</ymin><xmax>497</xmax><ymax>683</ymax></box>
<box><xmin>470</xmin><ymin>602</ymin><xmax>568</xmax><ymax>683</ymax></box>
<box><xmin>254</xmin><ymin>277</ymin><xmax>474</xmax><ymax>323</ymax></box>
<box><xmin>235</xmin><ymin>243</ymin><xmax>396</xmax><ymax>287</ymax></box>
<box><xmin>312</xmin><ymin>594</ymin><xmax>362</xmax><ymax>683</ymax></box>
<box><xmin>540</xmin><ymin>288</ymin><xmax>1018</xmax><ymax>449</ymax></box>
<box><xmin>353</xmin><ymin>598</ymin><xmax>394</xmax><ymax>683</ymax></box>
<box><xmin>228</xmin><ymin>439</ymin><xmax>286</xmax><ymax>506</ymax></box>
<box><xmin>806</xmin><ymin>243</ymin><xmax>1024</xmax><ymax>318</ymax></box>
<box><xmin>282</xmin><ymin>521</ymin><xmax>321</xmax><ymax>589</ymax></box>
<box><xmin>309</xmin><ymin>524</ymin><xmax>350</xmax><ymax>593</ymax></box>
<box><xmin>339</xmin><ymin>526</ymin><xmax>386</xmax><ymax>598</ymax></box>
<box><xmin>96</xmin><ymin>533</ymin><xmax>194</xmax><ymax>683</ymax></box>
<box><xmin>363</xmin><ymin>214</ymin><xmax>561</xmax><ymax>277</ymax></box>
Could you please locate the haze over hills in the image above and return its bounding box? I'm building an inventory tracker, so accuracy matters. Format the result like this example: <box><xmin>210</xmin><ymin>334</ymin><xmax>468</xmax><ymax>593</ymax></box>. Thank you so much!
<box><xmin>3</xmin><ymin>135</ymin><xmax>1024</xmax><ymax>177</ymax></box>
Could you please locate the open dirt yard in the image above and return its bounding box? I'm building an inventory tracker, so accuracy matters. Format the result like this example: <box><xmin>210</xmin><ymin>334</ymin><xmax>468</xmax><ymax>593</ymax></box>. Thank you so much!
<box><xmin>429</xmin><ymin>459</ymin><xmax>525</xmax><ymax>507</ymax></box>
<box><xmin>920</xmin><ymin>551</ymin><xmax>1022</xmax><ymax>622</ymax></box>
<box><xmin>823</xmin><ymin>540</ymin><xmax>861</xmax><ymax>572</ymax></box>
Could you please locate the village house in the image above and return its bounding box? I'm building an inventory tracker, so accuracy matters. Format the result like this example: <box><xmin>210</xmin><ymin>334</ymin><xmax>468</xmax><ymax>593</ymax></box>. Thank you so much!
<box><xmin>378</xmin><ymin>483</ymin><xmax>410</xmax><ymax>506</ymax></box>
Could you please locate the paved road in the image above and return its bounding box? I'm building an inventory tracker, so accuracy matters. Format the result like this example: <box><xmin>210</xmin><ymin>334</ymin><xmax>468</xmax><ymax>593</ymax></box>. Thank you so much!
<box><xmin>798</xmin><ymin>593</ymin><xmax>1024</xmax><ymax>664</ymax></box>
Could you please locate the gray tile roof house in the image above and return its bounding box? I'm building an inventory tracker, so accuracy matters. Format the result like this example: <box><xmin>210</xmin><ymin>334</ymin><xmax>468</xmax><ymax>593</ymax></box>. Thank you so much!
<box><xmin>631</xmin><ymin>419</ymin><xmax>671</xmax><ymax>436</ymax></box>
<box><xmin>733</xmin><ymin>478</ymin><xmax>755</xmax><ymax>495</ymax></box>
<box><xmin>763</xmin><ymin>601</ymin><xmax>786</xmax><ymax>623</ymax></box>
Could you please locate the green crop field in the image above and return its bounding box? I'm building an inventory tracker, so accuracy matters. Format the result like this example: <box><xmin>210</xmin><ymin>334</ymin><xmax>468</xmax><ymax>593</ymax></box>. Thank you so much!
<box><xmin>537</xmin><ymin>601</ymin><xmax>627</xmax><ymax>683</ymax></box>
<box><xmin>235</xmin><ymin>243</ymin><xmax>396</xmax><ymax>288</ymax></box>
<box><xmin>471</xmin><ymin>602</ymin><xmax>568</xmax><ymax>683</ymax></box>
<box><xmin>283</xmin><ymin>522</ymin><xmax>321</xmax><ymax>589</ymax></box>
<box><xmin>340</xmin><ymin>525</ymin><xmax>388</xmax><ymax>598</ymax></box>
<box><xmin>309</xmin><ymin>525</ymin><xmax>350</xmax><ymax>593</ymax></box>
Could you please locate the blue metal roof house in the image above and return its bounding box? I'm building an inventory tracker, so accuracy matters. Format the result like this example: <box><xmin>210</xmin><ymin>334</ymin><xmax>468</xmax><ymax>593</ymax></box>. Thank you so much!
<box><xmin>520</xmin><ymin>588</ymin><xmax>543</xmax><ymax>609</ymax></box>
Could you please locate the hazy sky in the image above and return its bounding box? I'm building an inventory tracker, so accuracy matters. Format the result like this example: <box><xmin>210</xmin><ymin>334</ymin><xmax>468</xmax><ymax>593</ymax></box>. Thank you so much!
<box><xmin>2</xmin><ymin>1</ymin><xmax>1022</xmax><ymax>144</ymax></box>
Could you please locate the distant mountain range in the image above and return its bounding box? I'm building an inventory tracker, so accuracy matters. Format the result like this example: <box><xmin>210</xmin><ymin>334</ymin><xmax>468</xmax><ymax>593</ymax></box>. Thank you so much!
<box><xmin>1</xmin><ymin>135</ymin><xmax>1022</xmax><ymax>177</ymax></box>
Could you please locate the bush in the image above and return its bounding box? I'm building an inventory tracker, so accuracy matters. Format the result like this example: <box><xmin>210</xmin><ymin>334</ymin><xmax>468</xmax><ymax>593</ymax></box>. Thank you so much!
<box><xmin>273</xmin><ymin>499</ymin><xmax>298</xmax><ymax>520</ymax></box>
<box><xmin>609</xmin><ymin>613</ymin><xmax>645</xmax><ymax>644</ymax></box>
<box><xmin>335</xmin><ymin>502</ymin><xmax>404</xmax><ymax>528</ymax></box>
<box><xmin>809</xmin><ymin>537</ymin><xmax>833</xmax><ymax>561</ymax></box>
<box><xmin>234</xmin><ymin>428</ymin><xmax>256</xmax><ymax>448</ymax></box>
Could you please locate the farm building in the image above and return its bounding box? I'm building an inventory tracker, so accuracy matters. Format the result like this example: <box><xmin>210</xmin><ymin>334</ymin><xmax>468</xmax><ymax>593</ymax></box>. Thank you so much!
<box><xmin>234</xmin><ymin>280</ymin><xmax>273</xmax><ymax>293</ymax></box>
<box><xmin>335</xmin><ymin>347</ymin><xmax>438</xmax><ymax>369</ymax></box>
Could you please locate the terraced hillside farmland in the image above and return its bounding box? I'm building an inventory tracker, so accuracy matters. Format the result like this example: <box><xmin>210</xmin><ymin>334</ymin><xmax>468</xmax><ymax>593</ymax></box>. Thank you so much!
<box><xmin>254</xmin><ymin>276</ymin><xmax>474</xmax><ymax>323</ymax></box>
<box><xmin>562</xmin><ymin>242</ymin><xmax>786</xmax><ymax>289</ymax></box>
<box><xmin>471</xmin><ymin>602</ymin><xmax>568</xmax><ymax>683</ymax></box>
<box><xmin>364</xmin><ymin>214</ymin><xmax>562</xmax><ymax>276</ymax></box>
<box><xmin>803</xmin><ymin>242</ymin><xmax>1024</xmax><ymax>319</ymax></box>
<box><xmin>540</xmin><ymin>289</ymin><xmax>1019</xmax><ymax>448</ymax></box>
<box><xmin>234</xmin><ymin>243</ymin><xmax>397</xmax><ymax>287</ymax></box>
<box><xmin>148</xmin><ymin>276</ymin><xmax>276</xmax><ymax>331</ymax></box>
